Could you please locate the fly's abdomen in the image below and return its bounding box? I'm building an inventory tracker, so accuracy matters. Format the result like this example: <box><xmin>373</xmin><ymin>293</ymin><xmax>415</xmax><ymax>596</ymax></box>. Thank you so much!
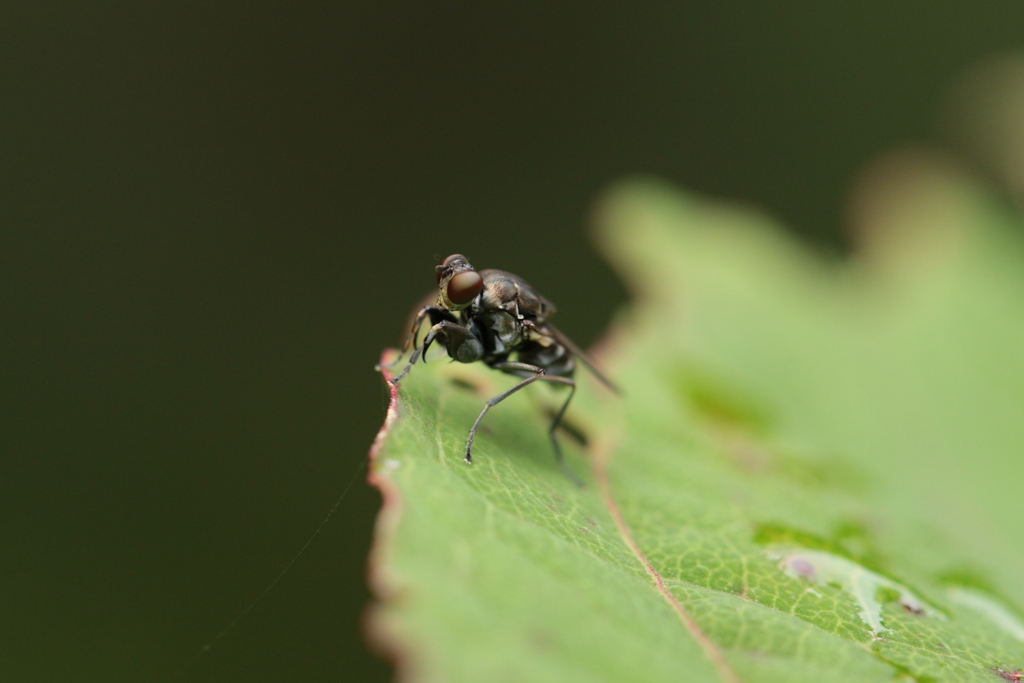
<box><xmin>516</xmin><ymin>341</ymin><xmax>575</xmax><ymax>377</ymax></box>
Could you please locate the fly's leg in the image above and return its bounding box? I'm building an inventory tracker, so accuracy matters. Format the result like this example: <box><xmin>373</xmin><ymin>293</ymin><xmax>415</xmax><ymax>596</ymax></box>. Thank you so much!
<box><xmin>377</xmin><ymin>306</ymin><xmax>431</xmax><ymax>371</ymax></box>
<box><xmin>546</xmin><ymin>378</ymin><xmax>579</xmax><ymax>485</ymax></box>
<box><xmin>390</xmin><ymin>322</ymin><xmax>441</xmax><ymax>384</ymax></box>
<box><xmin>391</xmin><ymin>320</ymin><xmax>483</xmax><ymax>384</ymax></box>
<box><xmin>465</xmin><ymin>362</ymin><xmax>581</xmax><ymax>486</ymax></box>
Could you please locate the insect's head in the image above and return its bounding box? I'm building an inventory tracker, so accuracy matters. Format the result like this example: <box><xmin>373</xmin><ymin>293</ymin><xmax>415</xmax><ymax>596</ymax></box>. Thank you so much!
<box><xmin>435</xmin><ymin>253</ymin><xmax>483</xmax><ymax>311</ymax></box>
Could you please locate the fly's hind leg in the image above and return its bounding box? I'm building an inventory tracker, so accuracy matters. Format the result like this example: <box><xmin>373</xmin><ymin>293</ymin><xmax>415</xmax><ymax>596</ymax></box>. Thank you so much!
<box><xmin>465</xmin><ymin>362</ymin><xmax>581</xmax><ymax>486</ymax></box>
<box><xmin>546</xmin><ymin>378</ymin><xmax>579</xmax><ymax>485</ymax></box>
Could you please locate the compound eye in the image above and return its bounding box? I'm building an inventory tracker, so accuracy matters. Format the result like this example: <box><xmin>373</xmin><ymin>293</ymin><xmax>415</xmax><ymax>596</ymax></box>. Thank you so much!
<box><xmin>436</xmin><ymin>254</ymin><xmax>469</xmax><ymax>285</ymax></box>
<box><xmin>446</xmin><ymin>270</ymin><xmax>483</xmax><ymax>305</ymax></box>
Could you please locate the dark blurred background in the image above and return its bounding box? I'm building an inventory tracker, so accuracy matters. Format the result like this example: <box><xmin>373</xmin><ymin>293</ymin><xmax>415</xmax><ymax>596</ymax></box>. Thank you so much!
<box><xmin>3</xmin><ymin>3</ymin><xmax>1024</xmax><ymax>682</ymax></box>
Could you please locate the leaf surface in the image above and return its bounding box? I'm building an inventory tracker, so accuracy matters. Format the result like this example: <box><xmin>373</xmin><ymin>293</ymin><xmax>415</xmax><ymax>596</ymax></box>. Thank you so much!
<box><xmin>369</xmin><ymin>165</ymin><xmax>1024</xmax><ymax>682</ymax></box>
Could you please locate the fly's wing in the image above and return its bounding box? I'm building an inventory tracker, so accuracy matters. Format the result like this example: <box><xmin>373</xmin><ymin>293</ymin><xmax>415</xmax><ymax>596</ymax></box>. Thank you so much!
<box><xmin>543</xmin><ymin>322</ymin><xmax>620</xmax><ymax>394</ymax></box>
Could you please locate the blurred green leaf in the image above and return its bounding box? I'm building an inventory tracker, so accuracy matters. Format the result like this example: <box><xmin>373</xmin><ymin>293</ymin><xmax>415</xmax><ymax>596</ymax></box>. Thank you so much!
<box><xmin>368</xmin><ymin>163</ymin><xmax>1024</xmax><ymax>682</ymax></box>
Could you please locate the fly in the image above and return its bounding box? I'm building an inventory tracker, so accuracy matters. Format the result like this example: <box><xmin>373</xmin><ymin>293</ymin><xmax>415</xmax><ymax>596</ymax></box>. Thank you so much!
<box><xmin>383</xmin><ymin>254</ymin><xmax>618</xmax><ymax>485</ymax></box>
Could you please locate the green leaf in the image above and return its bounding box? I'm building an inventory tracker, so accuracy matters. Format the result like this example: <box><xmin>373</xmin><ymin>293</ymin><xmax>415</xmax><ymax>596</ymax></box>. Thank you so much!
<box><xmin>368</xmin><ymin>162</ymin><xmax>1024</xmax><ymax>682</ymax></box>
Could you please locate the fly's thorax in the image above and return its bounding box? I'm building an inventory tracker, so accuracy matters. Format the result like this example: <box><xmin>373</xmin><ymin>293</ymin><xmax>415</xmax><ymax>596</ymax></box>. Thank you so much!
<box><xmin>479</xmin><ymin>270</ymin><xmax>552</xmax><ymax>315</ymax></box>
<box><xmin>476</xmin><ymin>269</ymin><xmax>556</xmax><ymax>322</ymax></box>
<box><xmin>476</xmin><ymin>270</ymin><xmax>518</xmax><ymax>312</ymax></box>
